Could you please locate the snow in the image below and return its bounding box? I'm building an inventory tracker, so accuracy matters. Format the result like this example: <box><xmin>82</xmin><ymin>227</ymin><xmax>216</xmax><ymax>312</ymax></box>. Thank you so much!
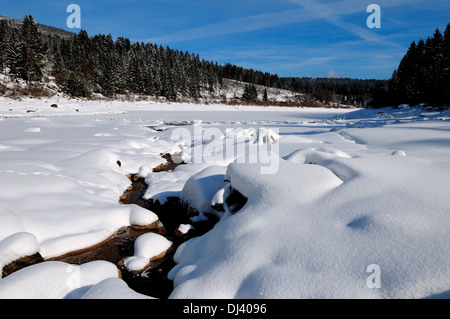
<box><xmin>80</xmin><ymin>278</ymin><xmax>153</xmax><ymax>299</ymax></box>
<box><xmin>0</xmin><ymin>232</ymin><xmax>38</xmax><ymax>276</ymax></box>
<box><xmin>0</xmin><ymin>96</ymin><xmax>449</xmax><ymax>299</ymax></box>
<box><xmin>129</xmin><ymin>205</ymin><xmax>159</xmax><ymax>227</ymax></box>
<box><xmin>180</xmin><ymin>166</ymin><xmax>228</xmax><ymax>218</ymax></box>
<box><xmin>177</xmin><ymin>224</ymin><xmax>194</xmax><ymax>235</ymax></box>
<box><xmin>123</xmin><ymin>233</ymin><xmax>172</xmax><ymax>272</ymax></box>
<box><xmin>0</xmin><ymin>260</ymin><xmax>121</xmax><ymax>299</ymax></box>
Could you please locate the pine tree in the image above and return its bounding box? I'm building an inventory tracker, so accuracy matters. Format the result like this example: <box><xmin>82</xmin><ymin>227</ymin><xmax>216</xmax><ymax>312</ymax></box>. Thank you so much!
<box><xmin>1</xmin><ymin>14</ymin><xmax>293</xmax><ymax>100</ymax></box>
<box><xmin>243</xmin><ymin>84</ymin><xmax>258</xmax><ymax>101</ymax></box>
<box><xmin>21</xmin><ymin>14</ymin><xmax>44</xmax><ymax>82</ymax></box>
<box><xmin>396</xmin><ymin>41</ymin><xmax>419</xmax><ymax>104</ymax></box>
<box><xmin>128</xmin><ymin>49</ymin><xmax>145</xmax><ymax>94</ymax></box>
<box><xmin>52</xmin><ymin>46</ymin><xmax>68</xmax><ymax>85</ymax></box>
<box><xmin>443</xmin><ymin>24</ymin><xmax>450</xmax><ymax>105</ymax></box>
<box><xmin>3</xmin><ymin>29</ymin><xmax>25</xmax><ymax>78</ymax></box>
<box><xmin>0</xmin><ymin>20</ymin><xmax>7</xmax><ymax>71</ymax></box>
<box><xmin>424</xmin><ymin>28</ymin><xmax>445</xmax><ymax>104</ymax></box>
<box><xmin>65</xmin><ymin>71</ymin><xmax>90</xmax><ymax>97</ymax></box>
<box><xmin>388</xmin><ymin>26</ymin><xmax>450</xmax><ymax>107</ymax></box>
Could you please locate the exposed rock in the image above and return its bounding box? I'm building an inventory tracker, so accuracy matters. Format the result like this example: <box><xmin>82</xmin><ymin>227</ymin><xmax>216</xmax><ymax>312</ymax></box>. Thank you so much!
<box><xmin>119</xmin><ymin>174</ymin><xmax>148</xmax><ymax>207</ymax></box>
<box><xmin>153</xmin><ymin>153</ymin><xmax>185</xmax><ymax>172</ymax></box>
<box><xmin>175</xmin><ymin>224</ymin><xmax>194</xmax><ymax>237</ymax></box>
<box><xmin>1</xmin><ymin>253</ymin><xmax>44</xmax><ymax>278</ymax></box>
<box><xmin>211</xmin><ymin>203</ymin><xmax>225</xmax><ymax>212</ymax></box>
<box><xmin>45</xmin><ymin>226</ymin><xmax>159</xmax><ymax>266</ymax></box>
<box><xmin>225</xmin><ymin>187</ymin><xmax>248</xmax><ymax>214</ymax></box>
<box><xmin>118</xmin><ymin>247</ymin><xmax>171</xmax><ymax>276</ymax></box>
<box><xmin>118</xmin><ymin>232</ymin><xmax>173</xmax><ymax>276</ymax></box>
<box><xmin>50</xmin><ymin>104</ymin><xmax>58</xmax><ymax>108</ymax></box>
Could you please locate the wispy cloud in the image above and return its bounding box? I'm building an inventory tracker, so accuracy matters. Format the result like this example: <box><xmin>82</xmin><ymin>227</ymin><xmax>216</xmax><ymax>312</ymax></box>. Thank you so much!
<box><xmin>145</xmin><ymin>0</ymin><xmax>421</xmax><ymax>45</ymax></box>
<box><xmin>289</xmin><ymin>0</ymin><xmax>405</xmax><ymax>49</ymax></box>
<box><xmin>133</xmin><ymin>0</ymin><xmax>434</xmax><ymax>78</ymax></box>
<box><xmin>144</xmin><ymin>8</ymin><xmax>310</xmax><ymax>44</ymax></box>
<box><xmin>142</xmin><ymin>0</ymin><xmax>365</xmax><ymax>43</ymax></box>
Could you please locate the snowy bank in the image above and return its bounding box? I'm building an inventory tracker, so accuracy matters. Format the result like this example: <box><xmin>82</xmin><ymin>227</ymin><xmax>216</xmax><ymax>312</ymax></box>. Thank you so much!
<box><xmin>0</xmin><ymin>100</ymin><xmax>449</xmax><ymax>299</ymax></box>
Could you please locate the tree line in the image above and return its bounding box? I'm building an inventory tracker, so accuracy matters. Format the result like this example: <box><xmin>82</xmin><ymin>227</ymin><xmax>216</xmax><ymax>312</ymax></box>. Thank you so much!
<box><xmin>0</xmin><ymin>15</ymin><xmax>283</xmax><ymax>100</ymax></box>
<box><xmin>281</xmin><ymin>77</ymin><xmax>388</xmax><ymax>107</ymax></box>
<box><xmin>283</xmin><ymin>24</ymin><xmax>450</xmax><ymax>109</ymax></box>
<box><xmin>387</xmin><ymin>24</ymin><xmax>450</xmax><ymax>107</ymax></box>
<box><xmin>3</xmin><ymin>15</ymin><xmax>447</xmax><ymax>108</ymax></box>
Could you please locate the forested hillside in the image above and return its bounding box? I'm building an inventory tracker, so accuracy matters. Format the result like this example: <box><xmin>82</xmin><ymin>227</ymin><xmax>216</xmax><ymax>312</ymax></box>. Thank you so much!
<box><xmin>0</xmin><ymin>15</ymin><xmax>283</xmax><ymax>102</ymax></box>
<box><xmin>4</xmin><ymin>14</ymin><xmax>446</xmax><ymax>108</ymax></box>
<box><xmin>281</xmin><ymin>77</ymin><xmax>388</xmax><ymax>108</ymax></box>
<box><xmin>387</xmin><ymin>24</ymin><xmax>450</xmax><ymax>107</ymax></box>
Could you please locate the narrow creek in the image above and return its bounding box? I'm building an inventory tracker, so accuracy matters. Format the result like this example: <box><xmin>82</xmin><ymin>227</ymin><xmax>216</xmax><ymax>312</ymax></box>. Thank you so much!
<box><xmin>51</xmin><ymin>154</ymin><xmax>218</xmax><ymax>299</ymax></box>
<box><xmin>2</xmin><ymin>153</ymin><xmax>245</xmax><ymax>298</ymax></box>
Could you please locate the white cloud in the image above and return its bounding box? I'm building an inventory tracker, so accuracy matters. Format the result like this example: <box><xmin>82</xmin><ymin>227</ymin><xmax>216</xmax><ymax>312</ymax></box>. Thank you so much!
<box><xmin>145</xmin><ymin>0</ymin><xmax>419</xmax><ymax>47</ymax></box>
<box><xmin>325</xmin><ymin>70</ymin><xmax>349</xmax><ymax>78</ymax></box>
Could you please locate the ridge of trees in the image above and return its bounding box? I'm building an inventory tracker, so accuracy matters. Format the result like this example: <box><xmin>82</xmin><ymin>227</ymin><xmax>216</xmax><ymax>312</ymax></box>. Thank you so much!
<box><xmin>4</xmin><ymin>15</ymin><xmax>447</xmax><ymax>108</ymax></box>
<box><xmin>0</xmin><ymin>15</ymin><xmax>282</xmax><ymax>101</ymax></box>
<box><xmin>386</xmin><ymin>24</ymin><xmax>450</xmax><ymax>107</ymax></box>
<box><xmin>281</xmin><ymin>77</ymin><xmax>388</xmax><ymax>108</ymax></box>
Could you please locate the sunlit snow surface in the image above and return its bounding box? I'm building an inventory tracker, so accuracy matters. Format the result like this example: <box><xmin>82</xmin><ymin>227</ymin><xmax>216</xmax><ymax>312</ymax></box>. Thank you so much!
<box><xmin>0</xmin><ymin>98</ymin><xmax>449</xmax><ymax>299</ymax></box>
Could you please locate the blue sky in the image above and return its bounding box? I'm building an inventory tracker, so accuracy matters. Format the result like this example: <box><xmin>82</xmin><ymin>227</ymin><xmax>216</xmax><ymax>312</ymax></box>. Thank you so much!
<box><xmin>2</xmin><ymin>0</ymin><xmax>449</xmax><ymax>79</ymax></box>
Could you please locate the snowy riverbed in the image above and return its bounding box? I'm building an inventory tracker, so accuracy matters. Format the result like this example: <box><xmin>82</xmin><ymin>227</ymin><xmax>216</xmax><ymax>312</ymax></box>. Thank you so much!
<box><xmin>0</xmin><ymin>97</ymin><xmax>449</xmax><ymax>299</ymax></box>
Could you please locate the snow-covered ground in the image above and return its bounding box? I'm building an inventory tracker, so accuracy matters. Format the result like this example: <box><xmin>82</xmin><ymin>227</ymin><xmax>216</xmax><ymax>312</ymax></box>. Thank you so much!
<box><xmin>0</xmin><ymin>97</ymin><xmax>449</xmax><ymax>299</ymax></box>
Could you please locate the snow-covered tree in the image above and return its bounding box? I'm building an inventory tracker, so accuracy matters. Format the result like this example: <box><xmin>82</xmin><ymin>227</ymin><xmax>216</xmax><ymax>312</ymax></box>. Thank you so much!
<box><xmin>21</xmin><ymin>14</ymin><xmax>44</xmax><ymax>82</ymax></box>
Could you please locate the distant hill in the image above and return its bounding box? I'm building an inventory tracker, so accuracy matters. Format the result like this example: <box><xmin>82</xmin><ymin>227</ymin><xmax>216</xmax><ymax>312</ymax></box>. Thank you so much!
<box><xmin>0</xmin><ymin>14</ymin><xmax>383</xmax><ymax>108</ymax></box>
<box><xmin>0</xmin><ymin>15</ymin><xmax>75</xmax><ymax>38</ymax></box>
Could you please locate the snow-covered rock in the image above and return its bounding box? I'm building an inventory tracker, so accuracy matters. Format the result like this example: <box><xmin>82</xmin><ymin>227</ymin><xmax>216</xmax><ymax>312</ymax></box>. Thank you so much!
<box><xmin>175</xmin><ymin>224</ymin><xmax>194</xmax><ymax>237</ymax></box>
<box><xmin>180</xmin><ymin>166</ymin><xmax>228</xmax><ymax>218</ymax></box>
<box><xmin>129</xmin><ymin>205</ymin><xmax>159</xmax><ymax>227</ymax></box>
<box><xmin>122</xmin><ymin>233</ymin><xmax>172</xmax><ymax>273</ymax></box>
<box><xmin>0</xmin><ymin>261</ymin><xmax>120</xmax><ymax>299</ymax></box>
<box><xmin>80</xmin><ymin>278</ymin><xmax>153</xmax><ymax>299</ymax></box>
<box><xmin>0</xmin><ymin>232</ymin><xmax>39</xmax><ymax>277</ymax></box>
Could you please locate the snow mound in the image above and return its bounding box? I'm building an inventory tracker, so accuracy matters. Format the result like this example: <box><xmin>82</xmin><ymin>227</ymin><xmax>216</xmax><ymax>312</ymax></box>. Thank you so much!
<box><xmin>80</xmin><ymin>278</ymin><xmax>153</xmax><ymax>299</ymax></box>
<box><xmin>391</xmin><ymin>150</ymin><xmax>407</xmax><ymax>156</ymax></box>
<box><xmin>0</xmin><ymin>261</ymin><xmax>120</xmax><ymax>299</ymax></box>
<box><xmin>180</xmin><ymin>166</ymin><xmax>228</xmax><ymax>217</ymax></box>
<box><xmin>123</xmin><ymin>233</ymin><xmax>172</xmax><ymax>272</ymax></box>
<box><xmin>170</xmin><ymin>153</ymin><xmax>450</xmax><ymax>299</ymax></box>
<box><xmin>0</xmin><ymin>204</ymin><xmax>25</xmax><ymax>240</ymax></box>
<box><xmin>24</xmin><ymin>127</ymin><xmax>41</xmax><ymax>133</ymax></box>
<box><xmin>144</xmin><ymin>163</ymin><xmax>215</xmax><ymax>204</ymax></box>
<box><xmin>177</xmin><ymin>224</ymin><xmax>194</xmax><ymax>236</ymax></box>
<box><xmin>224</xmin><ymin>159</ymin><xmax>343</xmax><ymax>202</ymax></box>
<box><xmin>286</xmin><ymin>147</ymin><xmax>351</xmax><ymax>164</ymax></box>
<box><xmin>129</xmin><ymin>205</ymin><xmax>158</xmax><ymax>227</ymax></box>
<box><xmin>0</xmin><ymin>232</ymin><xmax>39</xmax><ymax>276</ymax></box>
